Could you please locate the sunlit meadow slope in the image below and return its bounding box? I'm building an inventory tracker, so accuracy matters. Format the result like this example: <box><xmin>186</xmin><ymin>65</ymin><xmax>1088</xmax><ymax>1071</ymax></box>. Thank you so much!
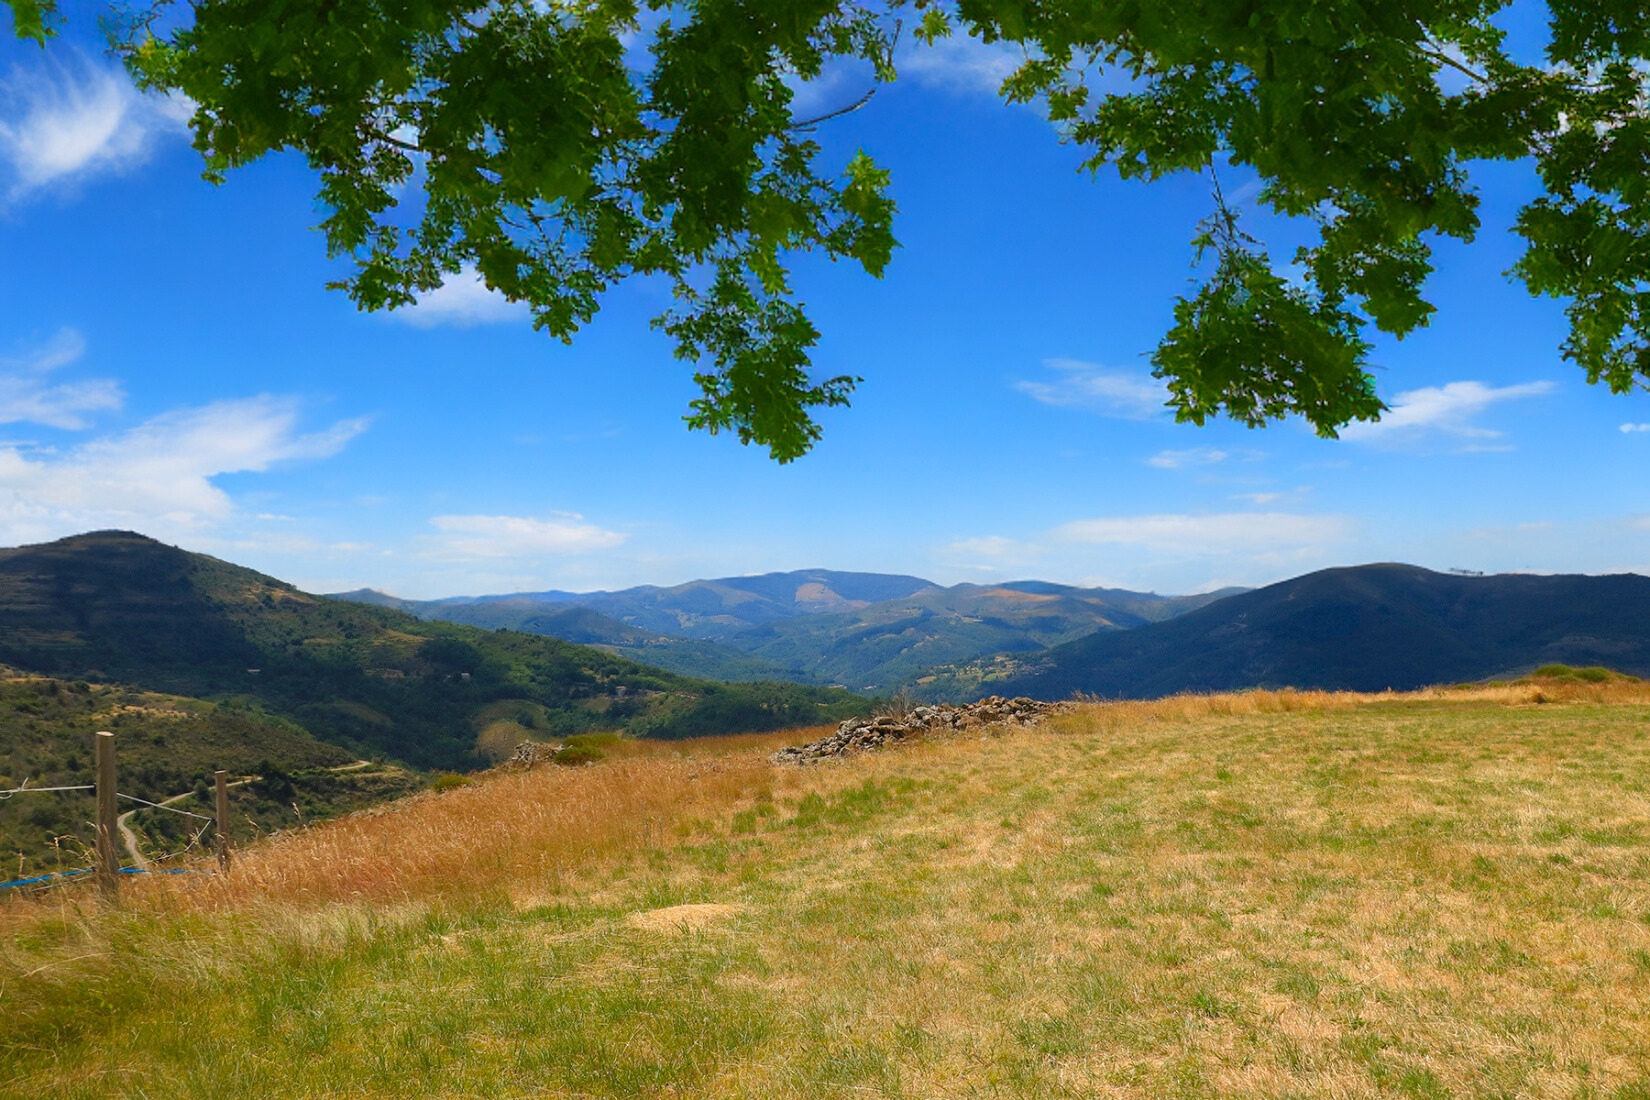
<box><xmin>4</xmin><ymin>684</ymin><xmax>1650</xmax><ymax>1099</ymax></box>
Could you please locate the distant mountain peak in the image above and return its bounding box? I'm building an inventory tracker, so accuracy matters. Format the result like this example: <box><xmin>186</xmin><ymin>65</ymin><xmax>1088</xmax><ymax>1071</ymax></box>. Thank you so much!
<box><xmin>996</xmin><ymin>562</ymin><xmax>1650</xmax><ymax>699</ymax></box>
<box><xmin>329</xmin><ymin>568</ymin><xmax>1244</xmax><ymax>697</ymax></box>
<box><xmin>326</xmin><ymin>588</ymin><xmax>414</xmax><ymax>609</ymax></box>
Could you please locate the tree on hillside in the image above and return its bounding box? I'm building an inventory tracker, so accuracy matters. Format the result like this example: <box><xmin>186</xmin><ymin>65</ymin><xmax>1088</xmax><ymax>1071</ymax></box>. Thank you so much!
<box><xmin>8</xmin><ymin>1</ymin><xmax>1647</xmax><ymax>459</ymax></box>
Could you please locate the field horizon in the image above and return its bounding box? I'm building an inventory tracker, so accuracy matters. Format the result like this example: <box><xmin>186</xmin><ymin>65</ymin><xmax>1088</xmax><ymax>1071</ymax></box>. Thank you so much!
<box><xmin>5</xmin><ymin>680</ymin><xmax>1650</xmax><ymax>1098</ymax></box>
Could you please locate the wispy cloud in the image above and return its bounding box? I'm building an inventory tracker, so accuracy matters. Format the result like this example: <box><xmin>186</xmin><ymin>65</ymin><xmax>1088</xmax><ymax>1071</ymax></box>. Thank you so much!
<box><xmin>1341</xmin><ymin>380</ymin><xmax>1554</xmax><ymax>444</ymax></box>
<box><xmin>397</xmin><ymin>265</ymin><xmax>530</xmax><ymax>328</ymax></box>
<box><xmin>935</xmin><ymin>509</ymin><xmax>1351</xmax><ymax>593</ymax></box>
<box><xmin>785</xmin><ymin>58</ymin><xmax>878</xmax><ymax>118</ymax></box>
<box><xmin>940</xmin><ymin>534</ymin><xmax>1041</xmax><ymax>570</ymax></box>
<box><xmin>1015</xmin><ymin>359</ymin><xmax>1168</xmax><ymax>419</ymax></box>
<box><xmin>0</xmin><ymin>54</ymin><xmax>190</xmax><ymax>199</ymax></box>
<box><xmin>1056</xmin><ymin>512</ymin><xmax>1349</xmax><ymax>553</ymax></box>
<box><xmin>0</xmin><ymin>396</ymin><xmax>367</xmax><ymax>543</ymax></box>
<box><xmin>425</xmin><ymin>513</ymin><xmax>626</xmax><ymax>559</ymax></box>
<box><xmin>1147</xmin><ymin>446</ymin><xmax>1228</xmax><ymax>470</ymax></box>
<box><xmin>0</xmin><ymin>328</ymin><xmax>122</xmax><ymax>429</ymax></box>
<box><xmin>786</xmin><ymin>33</ymin><xmax>1021</xmax><ymax>124</ymax></box>
<box><xmin>900</xmin><ymin>34</ymin><xmax>1023</xmax><ymax>96</ymax></box>
<box><xmin>1621</xmin><ymin>423</ymin><xmax>1650</xmax><ymax>433</ymax></box>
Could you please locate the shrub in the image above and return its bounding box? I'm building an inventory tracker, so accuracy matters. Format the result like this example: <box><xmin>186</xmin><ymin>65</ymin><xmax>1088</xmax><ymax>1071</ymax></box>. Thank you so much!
<box><xmin>874</xmin><ymin>687</ymin><xmax>913</xmax><ymax>720</ymax></box>
<box><xmin>251</xmin><ymin>761</ymin><xmax>295</xmax><ymax>802</ymax></box>
<box><xmin>430</xmin><ymin>773</ymin><xmax>471</xmax><ymax>792</ymax></box>
<box><xmin>554</xmin><ymin>745</ymin><xmax>604</xmax><ymax>767</ymax></box>
<box><xmin>1532</xmin><ymin>665</ymin><xmax>1635</xmax><ymax>683</ymax></box>
<box><xmin>552</xmin><ymin>733</ymin><xmax>625</xmax><ymax>767</ymax></box>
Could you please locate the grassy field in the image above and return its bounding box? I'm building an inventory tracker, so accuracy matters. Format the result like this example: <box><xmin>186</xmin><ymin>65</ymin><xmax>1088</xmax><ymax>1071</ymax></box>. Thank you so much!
<box><xmin>4</xmin><ymin>684</ymin><xmax>1650</xmax><ymax>1098</ymax></box>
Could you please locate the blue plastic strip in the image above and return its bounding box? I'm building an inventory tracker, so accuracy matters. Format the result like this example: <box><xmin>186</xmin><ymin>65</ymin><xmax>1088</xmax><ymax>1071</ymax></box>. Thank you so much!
<box><xmin>0</xmin><ymin>868</ymin><xmax>93</xmax><ymax>890</ymax></box>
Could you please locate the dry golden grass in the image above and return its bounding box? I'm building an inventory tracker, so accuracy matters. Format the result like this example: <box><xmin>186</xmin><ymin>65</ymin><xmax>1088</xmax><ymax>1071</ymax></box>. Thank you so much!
<box><xmin>627</xmin><ymin>902</ymin><xmax>743</xmax><ymax>932</ymax></box>
<box><xmin>5</xmin><ymin>695</ymin><xmax>1650</xmax><ymax>1099</ymax></box>
<box><xmin>12</xmin><ymin>723</ymin><xmax>840</xmax><ymax>917</ymax></box>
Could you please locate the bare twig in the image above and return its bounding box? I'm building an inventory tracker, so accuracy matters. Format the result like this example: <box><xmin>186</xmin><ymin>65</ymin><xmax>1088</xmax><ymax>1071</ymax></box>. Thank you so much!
<box><xmin>791</xmin><ymin>88</ymin><xmax>877</xmax><ymax>131</ymax></box>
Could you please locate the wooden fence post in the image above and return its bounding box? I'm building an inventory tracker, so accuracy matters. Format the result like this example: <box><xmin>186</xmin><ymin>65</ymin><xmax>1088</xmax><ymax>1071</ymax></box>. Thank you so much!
<box><xmin>95</xmin><ymin>731</ymin><xmax>118</xmax><ymax>898</ymax></box>
<box><xmin>215</xmin><ymin>770</ymin><xmax>231</xmax><ymax>873</ymax></box>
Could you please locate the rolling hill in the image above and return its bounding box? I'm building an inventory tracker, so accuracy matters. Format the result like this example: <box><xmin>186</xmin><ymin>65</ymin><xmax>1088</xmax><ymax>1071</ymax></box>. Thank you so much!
<box><xmin>705</xmin><ymin>581</ymin><xmax>1241</xmax><ymax>693</ymax></box>
<box><xmin>0</xmin><ymin>672</ymin><xmax>421</xmax><ymax>875</ymax></box>
<box><xmin>338</xmin><ymin>576</ymin><xmax>1243</xmax><ymax>694</ymax></box>
<box><xmin>0</xmin><ymin>532</ymin><xmax>870</xmax><ymax>771</ymax></box>
<box><xmin>333</xmin><ymin>592</ymin><xmax>798</xmax><ymax>682</ymax></box>
<box><xmin>371</xmin><ymin>568</ymin><xmax>940</xmax><ymax>636</ymax></box>
<box><xmin>996</xmin><ymin>563</ymin><xmax>1650</xmax><ymax>698</ymax></box>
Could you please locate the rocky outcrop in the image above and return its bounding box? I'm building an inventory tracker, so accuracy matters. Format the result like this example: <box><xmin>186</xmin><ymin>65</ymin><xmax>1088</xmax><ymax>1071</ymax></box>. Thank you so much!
<box><xmin>771</xmin><ymin>696</ymin><xmax>1068</xmax><ymax>764</ymax></box>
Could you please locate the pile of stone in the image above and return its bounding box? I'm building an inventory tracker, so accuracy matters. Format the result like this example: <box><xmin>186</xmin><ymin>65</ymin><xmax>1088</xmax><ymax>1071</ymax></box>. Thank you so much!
<box><xmin>772</xmin><ymin>696</ymin><xmax>1068</xmax><ymax>764</ymax></box>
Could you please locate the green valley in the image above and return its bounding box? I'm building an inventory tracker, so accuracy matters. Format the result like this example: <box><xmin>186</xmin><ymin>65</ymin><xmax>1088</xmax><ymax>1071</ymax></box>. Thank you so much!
<box><xmin>343</xmin><ymin>575</ymin><xmax>1243</xmax><ymax>697</ymax></box>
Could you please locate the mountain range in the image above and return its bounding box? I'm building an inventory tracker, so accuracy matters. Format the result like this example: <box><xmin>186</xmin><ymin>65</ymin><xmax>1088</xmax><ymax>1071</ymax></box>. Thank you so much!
<box><xmin>334</xmin><ymin>573</ymin><xmax>1242</xmax><ymax>695</ymax></box>
<box><xmin>20</xmin><ymin>533</ymin><xmax>1650</xmax><ymax>879</ymax></box>
<box><xmin>0</xmin><ymin>532</ymin><xmax>869</xmax><ymax>772</ymax></box>
<box><xmin>338</xmin><ymin>562</ymin><xmax>1650</xmax><ymax>701</ymax></box>
<box><xmin>11</xmin><ymin>531</ymin><xmax>1650</xmax><ymax>748</ymax></box>
<box><xmin>995</xmin><ymin>563</ymin><xmax>1650</xmax><ymax>696</ymax></box>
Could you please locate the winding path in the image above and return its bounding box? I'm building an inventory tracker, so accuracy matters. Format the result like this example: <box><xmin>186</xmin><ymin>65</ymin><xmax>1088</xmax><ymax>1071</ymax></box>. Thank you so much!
<box><xmin>116</xmin><ymin>761</ymin><xmax>380</xmax><ymax>867</ymax></box>
<box><xmin>115</xmin><ymin>790</ymin><xmax>202</xmax><ymax>870</ymax></box>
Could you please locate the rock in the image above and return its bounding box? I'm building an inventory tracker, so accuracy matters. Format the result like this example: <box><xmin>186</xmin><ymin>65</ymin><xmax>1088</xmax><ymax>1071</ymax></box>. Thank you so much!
<box><xmin>770</xmin><ymin>695</ymin><xmax>1071</xmax><ymax>765</ymax></box>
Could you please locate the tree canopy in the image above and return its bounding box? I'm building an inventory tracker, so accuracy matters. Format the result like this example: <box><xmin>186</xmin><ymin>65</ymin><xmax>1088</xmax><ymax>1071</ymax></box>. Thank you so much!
<box><xmin>8</xmin><ymin>0</ymin><xmax>1649</xmax><ymax>459</ymax></box>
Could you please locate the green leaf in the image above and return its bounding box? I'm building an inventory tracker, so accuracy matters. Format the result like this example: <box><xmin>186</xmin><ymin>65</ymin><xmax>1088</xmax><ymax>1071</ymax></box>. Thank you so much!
<box><xmin>1153</xmin><ymin>232</ymin><xmax>1383</xmax><ymax>438</ymax></box>
<box><xmin>80</xmin><ymin>0</ymin><xmax>1650</xmax><ymax>453</ymax></box>
<box><xmin>4</xmin><ymin>0</ymin><xmax>53</xmax><ymax>43</ymax></box>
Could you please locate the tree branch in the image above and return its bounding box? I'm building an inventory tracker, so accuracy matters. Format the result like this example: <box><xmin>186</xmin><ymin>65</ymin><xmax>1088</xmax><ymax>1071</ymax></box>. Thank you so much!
<box><xmin>1410</xmin><ymin>38</ymin><xmax>1489</xmax><ymax>86</ymax></box>
<box><xmin>362</xmin><ymin>123</ymin><xmax>424</xmax><ymax>154</ymax></box>
<box><xmin>791</xmin><ymin>88</ymin><xmax>876</xmax><ymax>131</ymax></box>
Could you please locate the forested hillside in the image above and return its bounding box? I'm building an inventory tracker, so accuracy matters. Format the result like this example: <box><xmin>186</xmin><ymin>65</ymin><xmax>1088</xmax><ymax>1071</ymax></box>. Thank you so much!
<box><xmin>340</xmin><ymin>576</ymin><xmax>1243</xmax><ymax>695</ymax></box>
<box><xmin>333</xmin><ymin>597</ymin><xmax>799</xmax><ymax>683</ymax></box>
<box><xmin>0</xmin><ymin>532</ymin><xmax>870</xmax><ymax>771</ymax></box>
<box><xmin>998</xmin><ymin>564</ymin><xmax>1650</xmax><ymax>697</ymax></box>
<box><xmin>0</xmin><ymin>673</ymin><xmax>421</xmax><ymax>876</ymax></box>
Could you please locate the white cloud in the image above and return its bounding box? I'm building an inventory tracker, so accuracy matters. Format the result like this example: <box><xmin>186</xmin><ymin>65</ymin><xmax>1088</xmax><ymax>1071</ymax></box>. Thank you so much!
<box><xmin>934</xmin><ymin>511</ymin><xmax>1351</xmax><ymax>592</ymax></box>
<box><xmin>900</xmin><ymin>34</ymin><xmax>1022</xmax><ymax>95</ymax></box>
<box><xmin>426</xmin><ymin>513</ymin><xmax>626</xmax><ymax>558</ymax></box>
<box><xmin>948</xmin><ymin>535</ymin><xmax>1025</xmax><ymax>559</ymax></box>
<box><xmin>784</xmin><ymin>58</ymin><xmax>878</xmax><ymax>119</ymax></box>
<box><xmin>1147</xmin><ymin>446</ymin><xmax>1228</xmax><ymax>470</ymax></box>
<box><xmin>397</xmin><ymin>265</ymin><xmax>530</xmax><ymax>328</ymax></box>
<box><xmin>4</xmin><ymin>327</ymin><xmax>85</xmax><ymax>373</ymax></box>
<box><xmin>939</xmin><ymin>534</ymin><xmax>1041</xmax><ymax>570</ymax></box>
<box><xmin>1015</xmin><ymin>359</ymin><xmax>1168</xmax><ymax>419</ymax></box>
<box><xmin>0</xmin><ymin>397</ymin><xmax>366</xmax><ymax>543</ymax></box>
<box><xmin>1057</xmin><ymin>512</ymin><xmax>1350</xmax><ymax>554</ymax></box>
<box><xmin>0</xmin><ymin>328</ymin><xmax>122</xmax><ymax>429</ymax></box>
<box><xmin>1621</xmin><ymin>423</ymin><xmax>1650</xmax><ymax>433</ymax></box>
<box><xmin>0</xmin><ymin>54</ymin><xmax>190</xmax><ymax>198</ymax></box>
<box><xmin>1341</xmin><ymin>380</ymin><xmax>1554</xmax><ymax>443</ymax></box>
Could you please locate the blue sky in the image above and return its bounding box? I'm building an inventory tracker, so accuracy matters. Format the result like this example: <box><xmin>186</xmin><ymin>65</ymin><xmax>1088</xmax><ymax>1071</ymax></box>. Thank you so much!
<box><xmin>3</xmin><ymin>7</ymin><xmax>1650</xmax><ymax>599</ymax></box>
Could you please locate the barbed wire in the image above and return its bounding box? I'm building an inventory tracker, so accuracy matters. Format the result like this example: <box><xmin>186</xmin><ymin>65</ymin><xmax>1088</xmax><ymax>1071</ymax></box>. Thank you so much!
<box><xmin>117</xmin><ymin>792</ymin><xmax>215</xmax><ymax>821</ymax></box>
<box><xmin>0</xmin><ymin>782</ymin><xmax>95</xmax><ymax>799</ymax></box>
